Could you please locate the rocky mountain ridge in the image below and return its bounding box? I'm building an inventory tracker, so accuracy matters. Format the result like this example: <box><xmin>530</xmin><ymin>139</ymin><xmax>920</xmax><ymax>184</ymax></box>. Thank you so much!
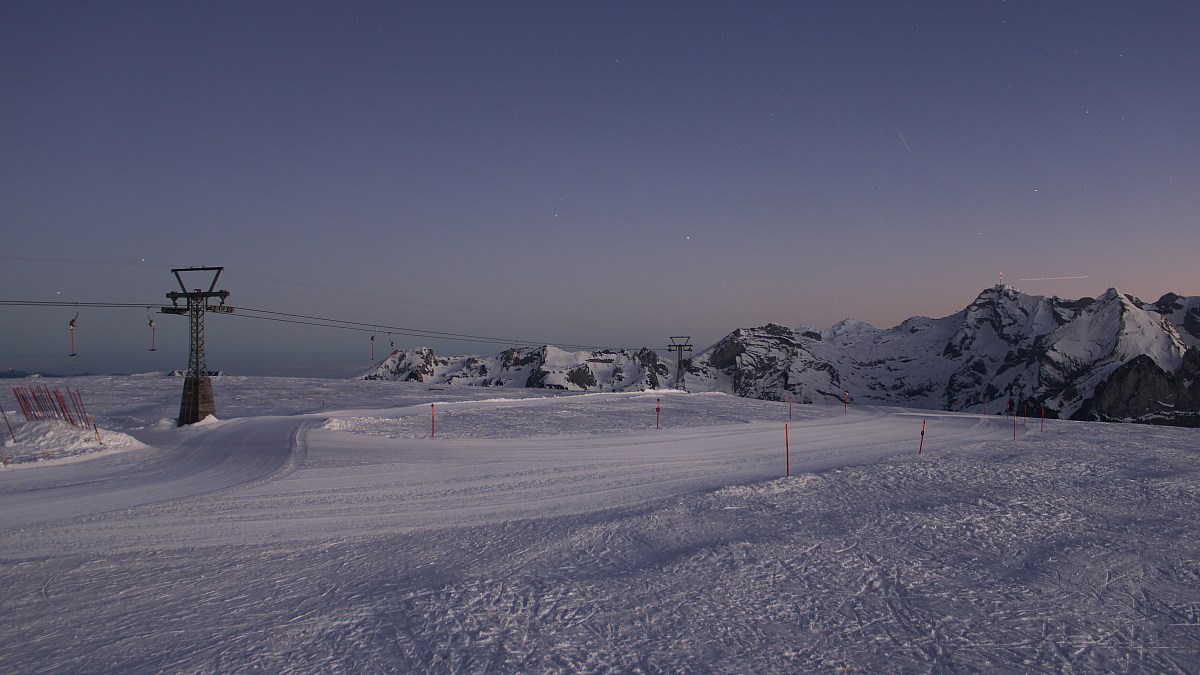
<box><xmin>361</xmin><ymin>287</ymin><xmax>1200</xmax><ymax>426</ymax></box>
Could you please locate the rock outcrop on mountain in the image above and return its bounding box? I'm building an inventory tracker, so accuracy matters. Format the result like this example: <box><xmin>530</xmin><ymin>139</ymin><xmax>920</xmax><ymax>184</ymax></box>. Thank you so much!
<box><xmin>1076</xmin><ymin>348</ymin><xmax>1200</xmax><ymax>426</ymax></box>
<box><xmin>362</xmin><ymin>345</ymin><xmax>669</xmax><ymax>392</ymax></box>
<box><xmin>360</xmin><ymin>287</ymin><xmax>1200</xmax><ymax>426</ymax></box>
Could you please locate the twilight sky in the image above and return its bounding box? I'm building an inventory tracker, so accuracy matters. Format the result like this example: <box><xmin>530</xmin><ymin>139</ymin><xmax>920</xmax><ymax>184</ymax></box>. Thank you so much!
<box><xmin>2</xmin><ymin>1</ymin><xmax>1197</xmax><ymax>377</ymax></box>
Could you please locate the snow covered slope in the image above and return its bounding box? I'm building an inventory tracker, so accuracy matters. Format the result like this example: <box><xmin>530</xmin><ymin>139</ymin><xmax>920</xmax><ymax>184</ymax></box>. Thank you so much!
<box><xmin>361</xmin><ymin>287</ymin><xmax>1200</xmax><ymax>425</ymax></box>
<box><xmin>2</xmin><ymin>376</ymin><xmax>1200</xmax><ymax>671</ymax></box>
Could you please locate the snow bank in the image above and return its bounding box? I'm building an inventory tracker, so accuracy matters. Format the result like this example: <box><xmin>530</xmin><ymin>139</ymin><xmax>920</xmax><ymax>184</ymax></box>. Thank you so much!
<box><xmin>1</xmin><ymin>418</ymin><xmax>144</xmax><ymax>469</ymax></box>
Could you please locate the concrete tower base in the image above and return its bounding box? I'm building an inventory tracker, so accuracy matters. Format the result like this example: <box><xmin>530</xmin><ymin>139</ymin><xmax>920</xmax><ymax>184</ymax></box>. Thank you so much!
<box><xmin>178</xmin><ymin>375</ymin><xmax>216</xmax><ymax>426</ymax></box>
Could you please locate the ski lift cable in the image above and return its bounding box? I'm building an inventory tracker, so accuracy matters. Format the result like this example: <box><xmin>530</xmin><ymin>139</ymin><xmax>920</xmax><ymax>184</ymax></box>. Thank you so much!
<box><xmin>229</xmin><ymin>312</ymin><xmax>608</xmax><ymax>351</ymax></box>
<box><xmin>0</xmin><ymin>300</ymin><xmax>619</xmax><ymax>349</ymax></box>
<box><xmin>224</xmin><ymin>269</ymin><xmax>664</xmax><ymax>341</ymax></box>
<box><xmin>0</xmin><ymin>300</ymin><xmax>160</xmax><ymax>308</ymax></box>
<box><xmin>0</xmin><ymin>299</ymin><xmax>651</xmax><ymax>352</ymax></box>
<box><xmin>231</xmin><ymin>306</ymin><xmax>615</xmax><ymax>350</ymax></box>
<box><xmin>0</xmin><ymin>255</ymin><xmax>662</xmax><ymax>342</ymax></box>
<box><xmin>235</xmin><ymin>306</ymin><xmax>537</xmax><ymax>342</ymax></box>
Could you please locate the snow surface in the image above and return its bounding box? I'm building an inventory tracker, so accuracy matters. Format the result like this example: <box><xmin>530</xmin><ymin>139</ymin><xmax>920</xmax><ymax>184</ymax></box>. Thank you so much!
<box><xmin>2</xmin><ymin>375</ymin><xmax>1199</xmax><ymax>671</ymax></box>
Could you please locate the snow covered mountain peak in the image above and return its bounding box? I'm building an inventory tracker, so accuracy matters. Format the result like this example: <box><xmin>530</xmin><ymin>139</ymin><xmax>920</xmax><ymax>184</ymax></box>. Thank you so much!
<box><xmin>360</xmin><ymin>287</ymin><xmax>1200</xmax><ymax>426</ymax></box>
<box><xmin>822</xmin><ymin>319</ymin><xmax>879</xmax><ymax>342</ymax></box>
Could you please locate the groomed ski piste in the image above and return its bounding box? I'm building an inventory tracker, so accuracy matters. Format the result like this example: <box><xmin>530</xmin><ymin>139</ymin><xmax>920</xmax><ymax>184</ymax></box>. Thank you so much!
<box><xmin>2</xmin><ymin>375</ymin><xmax>1199</xmax><ymax>671</ymax></box>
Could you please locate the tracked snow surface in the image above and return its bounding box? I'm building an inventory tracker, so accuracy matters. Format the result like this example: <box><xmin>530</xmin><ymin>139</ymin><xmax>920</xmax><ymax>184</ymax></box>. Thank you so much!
<box><xmin>2</xmin><ymin>375</ymin><xmax>1200</xmax><ymax>671</ymax></box>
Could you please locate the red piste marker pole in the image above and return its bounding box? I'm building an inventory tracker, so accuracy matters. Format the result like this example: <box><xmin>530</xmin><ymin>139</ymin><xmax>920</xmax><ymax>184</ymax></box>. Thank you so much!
<box><xmin>1</xmin><ymin>406</ymin><xmax>15</xmax><ymax>444</ymax></box>
<box><xmin>1041</xmin><ymin>407</ymin><xmax>1045</xmax><ymax>432</ymax></box>
<box><xmin>15</xmin><ymin>388</ymin><xmax>32</xmax><ymax>420</ymax></box>
<box><xmin>843</xmin><ymin>391</ymin><xmax>849</xmax><ymax>415</ymax></box>
<box><xmin>656</xmin><ymin>398</ymin><xmax>661</xmax><ymax>429</ymax></box>
<box><xmin>785</xmin><ymin>423</ymin><xmax>790</xmax><ymax>477</ymax></box>
<box><xmin>431</xmin><ymin>403</ymin><xmax>436</xmax><ymax>438</ymax></box>
<box><xmin>1013</xmin><ymin>407</ymin><xmax>1017</xmax><ymax>441</ymax></box>
<box><xmin>54</xmin><ymin>389</ymin><xmax>76</xmax><ymax>427</ymax></box>
<box><xmin>918</xmin><ymin>419</ymin><xmax>926</xmax><ymax>455</ymax></box>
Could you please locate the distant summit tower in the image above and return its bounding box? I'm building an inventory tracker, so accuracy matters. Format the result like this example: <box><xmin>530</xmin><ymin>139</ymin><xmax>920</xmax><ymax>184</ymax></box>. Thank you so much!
<box><xmin>993</xmin><ymin>272</ymin><xmax>1022</xmax><ymax>294</ymax></box>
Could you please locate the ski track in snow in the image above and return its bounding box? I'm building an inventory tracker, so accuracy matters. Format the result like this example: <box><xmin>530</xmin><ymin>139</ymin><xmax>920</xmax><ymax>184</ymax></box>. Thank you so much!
<box><xmin>1</xmin><ymin>376</ymin><xmax>1199</xmax><ymax>672</ymax></box>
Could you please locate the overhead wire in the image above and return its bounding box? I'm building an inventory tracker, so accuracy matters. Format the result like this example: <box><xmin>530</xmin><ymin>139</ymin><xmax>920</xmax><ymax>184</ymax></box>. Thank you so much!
<box><xmin>0</xmin><ymin>299</ymin><xmax>652</xmax><ymax>352</ymax></box>
<box><xmin>231</xmin><ymin>306</ymin><xmax>614</xmax><ymax>350</ymax></box>
<box><xmin>227</xmin><ymin>270</ymin><xmax>664</xmax><ymax>341</ymax></box>
<box><xmin>0</xmin><ymin>255</ymin><xmax>665</xmax><ymax>342</ymax></box>
<box><xmin>0</xmin><ymin>300</ymin><xmax>160</xmax><ymax>309</ymax></box>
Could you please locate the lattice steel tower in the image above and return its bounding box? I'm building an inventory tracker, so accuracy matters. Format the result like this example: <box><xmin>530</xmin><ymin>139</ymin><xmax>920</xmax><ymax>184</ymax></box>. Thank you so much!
<box><xmin>162</xmin><ymin>267</ymin><xmax>232</xmax><ymax>425</ymax></box>
<box><xmin>668</xmin><ymin>336</ymin><xmax>693</xmax><ymax>391</ymax></box>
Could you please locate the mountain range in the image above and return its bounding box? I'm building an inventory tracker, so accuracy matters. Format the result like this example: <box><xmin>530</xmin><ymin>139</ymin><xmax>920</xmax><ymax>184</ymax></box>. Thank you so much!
<box><xmin>361</xmin><ymin>286</ymin><xmax>1200</xmax><ymax>426</ymax></box>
